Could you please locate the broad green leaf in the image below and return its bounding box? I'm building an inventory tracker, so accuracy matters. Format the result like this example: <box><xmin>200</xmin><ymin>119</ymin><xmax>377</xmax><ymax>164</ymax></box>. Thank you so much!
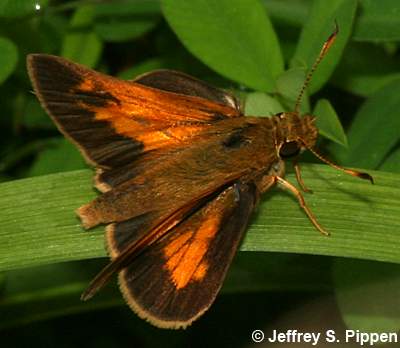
<box><xmin>162</xmin><ymin>0</ymin><xmax>283</xmax><ymax>91</ymax></box>
<box><xmin>0</xmin><ymin>253</ymin><xmax>331</xmax><ymax>329</ymax></box>
<box><xmin>0</xmin><ymin>165</ymin><xmax>399</xmax><ymax>272</ymax></box>
<box><xmin>332</xmin><ymin>42</ymin><xmax>400</xmax><ymax>97</ymax></box>
<box><xmin>0</xmin><ymin>37</ymin><xmax>18</xmax><ymax>84</ymax></box>
<box><xmin>291</xmin><ymin>0</ymin><xmax>357</xmax><ymax>94</ymax></box>
<box><xmin>0</xmin><ymin>0</ymin><xmax>48</xmax><ymax>18</ymax></box>
<box><xmin>334</xmin><ymin>258</ymin><xmax>400</xmax><ymax>332</ymax></box>
<box><xmin>353</xmin><ymin>0</ymin><xmax>400</xmax><ymax>41</ymax></box>
<box><xmin>330</xmin><ymin>78</ymin><xmax>400</xmax><ymax>168</ymax></box>
<box><xmin>94</xmin><ymin>0</ymin><xmax>160</xmax><ymax>42</ymax></box>
<box><xmin>61</xmin><ymin>5</ymin><xmax>103</xmax><ymax>67</ymax></box>
<box><xmin>245</xmin><ymin>92</ymin><xmax>283</xmax><ymax>117</ymax></box>
<box><xmin>314</xmin><ymin>99</ymin><xmax>347</xmax><ymax>147</ymax></box>
<box><xmin>379</xmin><ymin>148</ymin><xmax>400</xmax><ymax>173</ymax></box>
<box><xmin>29</xmin><ymin>139</ymin><xmax>87</xmax><ymax>177</ymax></box>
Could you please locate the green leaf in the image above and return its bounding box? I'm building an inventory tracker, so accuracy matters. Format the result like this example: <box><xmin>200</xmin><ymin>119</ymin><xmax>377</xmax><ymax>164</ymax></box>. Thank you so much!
<box><xmin>265</xmin><ymin>0</ymin><xmax>378</xmax><ymax>43</ymax></box>
<box><xmin>38</xmin><ymin>13</ymin><xmax>69</xmax><ymax>53</ymax></box>
<box><xmin>20</xmin><ymin>95</ymin><xmax>54</xmax><ymax>129</ymax></box>
<box><xmin>0</xmin><ymin>139</ymin><xmax>56</xmax><ymax>174</ymax></box>
<box><xmin>1</xmin><ymin>164</ymin><xmax>399</xmax><ymax>273</ymax></box>
<box><xmin>314</xmin><ymin>99</ymin><xmax>348</xmax><ymax>147</ymax></box>
<box><xmin>263</xmin><ymin>0</ymin><xmax>310</xmax><ymax>27</ymax></box>
<box><xmin>265</xmin><ymin>0</ymin><xmax>396</xmax><ymax>43</ymax></box>
<box><xmin>245</xmin><ymin>92</ymin><xmax>283</xmax><ymax>117</ymax></box>
<box><xmin>93</xmin><ymin>0</ymin><xmax>161</xmax><ymax>17</ymax></box>
<box><xmin>0</xmin><ymin>170</ymin><xmax>103</xmax><ymax>272</ymax></box>
<box><xmin>29</xmin><ymin>139</ymin><xmax>87</xmax><ymax>177</ymax></box>
<box><xmin>275</xmin><ymin>67</ymin><xmax>310</xmax><ymax>113</ymax></box>
<box><xmin>353</xmin><ymin>0</ymin><xmax>400</xmax><ymax>41</ymax></box>
<box><xmin>0</xmin><ymin>272</ymin><xmax>4</xmax><ymax>290</ymax></box>
<box><xmin>0</xmin><ymin>0</ymin><xmax>48</xmax><ymax>18</ymax></box>
<box><xmin>61</xmin><ymin>5</ymin><xmax>103</xmax><ymax>67</ymax></box>
<box><xmin>332</xmin><ymin>42</ymin><xmax>400</xmax><ymax>97</ymax></box>
<box><xmin>334</xmin><ymin>258</ymin><xmax>400</xmax><ymax>332</ymax></box>
<box><xmin>162</xmin><ymin>0</ymin><xmax>283</xmax><ymax>91</ymax></box>
<box><xmin>0</xmin><ymin>37</ymin><xmax>18</xmax><ymax>84</ymax></box>
<box><xmin>291</xmin><ymin>0</ymin><xmax>357</xmax><ymax>94</ymax></box>
<box><xmin>337</xmin><ymin>73</ymin><xmax>400</xmax><ymax>99</ymax></box>
<box><xmin>330</xmin><ymin>78</ymin><xmax>400</xmax><ymax>168</ymax></box>
<box><xmin>93</xmin><ymin>0</ymin><xmax>160</xmax><ymax>42</ymax></box>
<box><xmin>379</xmin><ymin>148</ymin><xmax>400</xmax><ymax>173</ymax></box>
<box><xmin>94</xmin><ymin>20</ymin><xmax>157</xmax><ymax>43</ymax></box>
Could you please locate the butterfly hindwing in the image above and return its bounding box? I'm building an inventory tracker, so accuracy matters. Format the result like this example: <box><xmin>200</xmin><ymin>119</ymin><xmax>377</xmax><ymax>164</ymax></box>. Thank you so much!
<box><xmin>115</xmin><ymin>182</ymin><xmax>258</xmax><ymax>329</ymax></box>
<box><xmin>134</xmin><ymin>69</ymin><xmax>241</xmax><ymax>111</ymax></box>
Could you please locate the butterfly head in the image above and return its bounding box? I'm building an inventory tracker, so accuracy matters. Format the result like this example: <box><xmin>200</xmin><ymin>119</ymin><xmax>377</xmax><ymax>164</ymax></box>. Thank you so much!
<box><xmin>275</xmin><ymin>112</ymin><xmax>318</xmax><ymax>161</ymax></box>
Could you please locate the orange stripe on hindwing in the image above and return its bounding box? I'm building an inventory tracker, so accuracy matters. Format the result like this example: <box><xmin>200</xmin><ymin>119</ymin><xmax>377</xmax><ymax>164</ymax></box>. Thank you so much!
<box><xmin>163</xmin><ymin>215</ymin><xmax>219</xmax><ymax>289</ymax></box>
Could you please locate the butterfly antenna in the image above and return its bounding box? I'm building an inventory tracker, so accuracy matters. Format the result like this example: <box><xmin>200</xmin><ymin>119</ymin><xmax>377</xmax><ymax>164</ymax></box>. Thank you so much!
<box><xmin>294</xmin><ymin>22</ymin><xmax>339</xmax><ymax>113</ymax></box>
<box><xmin>304</xmin><ymin>144</ymin><xmax>374</xmax><ymax>184</ymax></box>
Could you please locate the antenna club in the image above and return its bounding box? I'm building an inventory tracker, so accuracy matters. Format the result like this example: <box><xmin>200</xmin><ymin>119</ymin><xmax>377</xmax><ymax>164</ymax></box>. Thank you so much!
<box><xmin>357</xmin><ymin>172</ymin><xmax>374</xmax><ymax>184</ymax></box>
<box><xmin>304</xmin><ymin>144</ymin><xmax>374</xmax><ymax>184</ymax></box>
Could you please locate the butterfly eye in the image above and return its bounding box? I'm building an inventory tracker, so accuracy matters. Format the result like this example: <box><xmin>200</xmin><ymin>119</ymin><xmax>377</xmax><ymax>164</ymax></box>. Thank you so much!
<box><xmin>279</xmin><ymin>141</ymin><xmax>300</xmax><ymax>159</ymax></box>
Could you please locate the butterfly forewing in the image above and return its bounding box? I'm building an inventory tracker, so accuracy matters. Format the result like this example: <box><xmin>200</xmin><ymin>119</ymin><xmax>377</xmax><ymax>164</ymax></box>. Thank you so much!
<box><xmin>27</xmin><ymin>54</ymin><xmax>242</xmax><ymax>191</ymax></box>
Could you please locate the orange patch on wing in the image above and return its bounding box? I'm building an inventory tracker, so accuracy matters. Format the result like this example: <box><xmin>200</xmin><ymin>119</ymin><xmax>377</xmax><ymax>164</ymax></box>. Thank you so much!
<box><xmin>193</xmin><ymin>262</ymin><xmax>208</xmax><ymax>281</ymax></box>
<box><xmin>72</xmin><ymin>76</ymin><xmax>239</xmax><ymax>152</ymax></box>
<box><xmin>93</xmin><ymin>104</ymin><xmax>208</xmax><ymax>151</ymax></box>
<box><xmin>164</xmin><ymin>232</ymin><xmax>192</xmax><ymax>258</ymax></box>
<box><xmin>77</xmin><ymin>78</ymin><xmax>95</xmax><ymax>91</ymax></box>
<box><xmin>89</xmin><ymin>80</ymin><xmax>237</xmax><ymax>122</ymax></box>
<box><xmin>164</xmin><ymin>215</ymin><xmax>220</xmax><ymax>289</ymax></box>
<box><xmin>165</xmin><ymin>244</ymin><xmax>190</xmax><ymax>272</ymax></box>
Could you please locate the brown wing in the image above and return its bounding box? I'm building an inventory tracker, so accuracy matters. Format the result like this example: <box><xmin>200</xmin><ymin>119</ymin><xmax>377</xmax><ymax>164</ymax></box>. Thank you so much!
<box><xmin>27</xmin><ymin>54</ymin><xmax>242</xmax><ymax>191</ymax></box>
<box><xmin>114</xmin><ymin>182</ymin><xmax>257</xmax><ymax>329</ymax></box>
<box><xmin>75</xmin><ymin>116</ymin><xmax>272</xmax><ymax>230</ymax></box>
<box><xmin>78</xmin><ymin>118</ymin><xmax>273</xmax><ymax>303</ymax></box>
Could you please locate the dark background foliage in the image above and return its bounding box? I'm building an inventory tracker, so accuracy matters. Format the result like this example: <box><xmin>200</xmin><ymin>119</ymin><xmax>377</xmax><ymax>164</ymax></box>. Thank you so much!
<box><xmin>0</xmin><ymin>0</ymin><xmax>400</xmax><ymax>347</ymax></box>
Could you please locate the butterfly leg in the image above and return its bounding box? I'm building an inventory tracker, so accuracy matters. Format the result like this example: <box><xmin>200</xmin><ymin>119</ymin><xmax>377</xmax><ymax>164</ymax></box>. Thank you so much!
<box><xmin>257</xmin><ymin>175</ymin><xmax>276</xmax><ymax>193</ymax></box>
<box><xmin>293</xmin><ymin>160</ymin><xmax>313</xmax><ymax>193</ymax></box>
<box><xmin>275</xmin><ymin>176</ymin><xmax>329</xmax><ymax>236</ymax></box>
